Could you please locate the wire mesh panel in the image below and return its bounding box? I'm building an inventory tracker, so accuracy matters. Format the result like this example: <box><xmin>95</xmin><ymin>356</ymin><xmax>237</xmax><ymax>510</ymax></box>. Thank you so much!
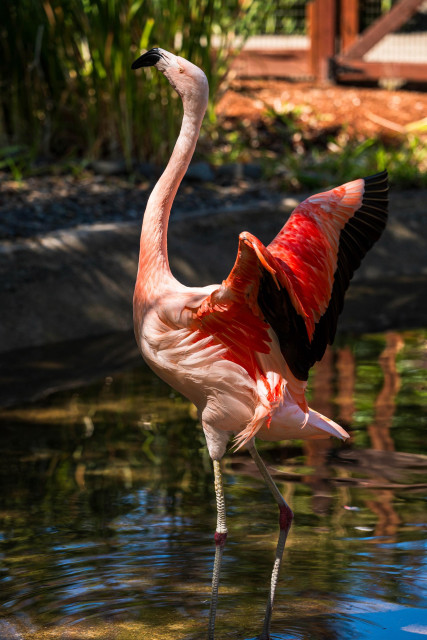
<box><xmin>334</xmin><ymin>0</ymin><xmax>427</xmax><ymax>83</ymax></box>
<box><xmin>231</xmin><ymin>0</ymin><xmax>427</xmax><ymax>81</ymax></box>
<box><xmin>360</xmin><ymin>0</ymin><xmax>400</xmax><ymax>31</ymax></box>
<box><xmin>362</xmin><ymin>0</ymin><xmax>427</xmax><ymax>63</ymax></box>
<box><xmin>240</xmin><ymin>0</ymin><xmax>310</xmax><ymax>58</ymax></box>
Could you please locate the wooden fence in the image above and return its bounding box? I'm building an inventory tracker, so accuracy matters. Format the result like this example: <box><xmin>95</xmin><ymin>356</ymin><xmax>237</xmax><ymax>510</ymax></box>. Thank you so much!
<box><xmin>232</xmin><ymin>0</ymin><xmax>427</xmax><ymax>83</ymax></box>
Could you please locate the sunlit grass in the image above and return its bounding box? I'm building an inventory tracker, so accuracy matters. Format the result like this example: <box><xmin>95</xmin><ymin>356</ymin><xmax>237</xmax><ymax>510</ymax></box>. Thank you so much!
<box><xmin>206</xmin><ymin>103</ymin><xmax>427</xmax><ymax>190</ymax></box>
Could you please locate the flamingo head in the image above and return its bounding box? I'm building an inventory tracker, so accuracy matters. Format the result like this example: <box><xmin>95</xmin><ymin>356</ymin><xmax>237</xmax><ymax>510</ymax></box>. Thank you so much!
<box><xmin>132</xmin><ymin>47</ymin><xmax>208</xmax><ymax>113</ymax></box>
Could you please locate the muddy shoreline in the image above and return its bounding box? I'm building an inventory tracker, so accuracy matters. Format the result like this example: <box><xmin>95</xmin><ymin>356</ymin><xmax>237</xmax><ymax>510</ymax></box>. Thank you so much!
<box><xmin>1</xmin><ymin>186</ymin><xmax>426</xmax><ymax>358</ymax></box>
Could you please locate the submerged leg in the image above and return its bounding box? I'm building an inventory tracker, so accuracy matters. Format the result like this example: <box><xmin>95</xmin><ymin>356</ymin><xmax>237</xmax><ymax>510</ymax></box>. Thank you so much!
<box><xmin>208</xmin><ymin>459</ymin><xmax>228</xmax><ymax>640</ymax></box>
<box><xmin>247</xmin><ymin>440</ymin><xmax>293</xmax><ymax>640</ymax></box>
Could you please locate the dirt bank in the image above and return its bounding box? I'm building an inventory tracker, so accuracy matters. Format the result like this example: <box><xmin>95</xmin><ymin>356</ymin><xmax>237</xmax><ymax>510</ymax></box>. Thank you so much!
<box><xmin>1</xmin><ymin>188</ymin><xmax>426</xmax><ymax>355</ymax></box>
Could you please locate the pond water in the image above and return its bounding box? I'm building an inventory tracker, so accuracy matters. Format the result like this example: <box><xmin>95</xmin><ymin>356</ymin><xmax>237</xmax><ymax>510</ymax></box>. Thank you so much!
<box><xmin>0</xmin><ymin>329</ymin><xmax>426</xmax><ymax>640</ymax></box>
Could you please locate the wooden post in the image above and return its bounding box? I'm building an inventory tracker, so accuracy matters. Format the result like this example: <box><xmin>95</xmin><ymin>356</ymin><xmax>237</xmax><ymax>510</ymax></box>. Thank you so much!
<box><xmin>340</xmin><ymin>0</ymin><xmax>359</xmax><ymax>52</ymax></box>
<box><xmin>308</xmin><ymin>0</ymin><xmax>337</xmax><ymax>81</ymax></box>
<box><xmin>307</xmin><ymin>0</ymin><xmax>316</xmax><ymax>77</ymax></box>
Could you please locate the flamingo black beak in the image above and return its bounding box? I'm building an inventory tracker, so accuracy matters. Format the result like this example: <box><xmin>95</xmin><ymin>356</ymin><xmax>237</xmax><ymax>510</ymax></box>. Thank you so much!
<box><xmin>131</xmin><ymin>47</ymin><xmax>164</xmax><ymax>70</ymax></box>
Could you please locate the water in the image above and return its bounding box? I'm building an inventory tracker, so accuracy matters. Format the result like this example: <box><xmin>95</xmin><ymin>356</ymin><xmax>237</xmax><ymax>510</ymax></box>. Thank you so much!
<box><xmin>0</xmin><ymin>329</ymin><xmax>426</xmax><ymax>639</ymax></box>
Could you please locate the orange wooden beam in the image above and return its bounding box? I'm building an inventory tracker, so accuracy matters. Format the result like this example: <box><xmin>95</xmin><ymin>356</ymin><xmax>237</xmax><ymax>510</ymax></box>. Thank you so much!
<box><xmin>309</xmin><ymin>0</ymin><xmax>338</xmax><ymax>81</ymax></box>
<box><xmin>334</xmin><ymin>58</ymin><xmax>427</xmax><ymax>82</ymax></box>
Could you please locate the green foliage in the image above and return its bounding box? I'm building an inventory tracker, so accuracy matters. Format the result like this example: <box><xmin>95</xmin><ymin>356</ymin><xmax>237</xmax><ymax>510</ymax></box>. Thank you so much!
<box><xmin>1</xmin><ymin>0</ymin><xmax>424</xmax><ymax>191</ymax></box>
<box><xmin>232</xmin><ymin>0</ymin><xmax>308</xmax><ymax>36</ymax></box>
<box><xmin>0</xmin><ymin>145</ymin><xmax>33</xmax><ymax>182</ymax></box>
<box><xmin>258</xmin><ymin>106</ymin><xmax>427</xmax><ymax>190</ymax></box>
<box><xmin>0</xmin><ymin>0</ymin><xmax>265</xmax><ymax>165</ymax></box>
<box><xmin>204</xmin><ymin>100</ymin><xmax>427</xmax><ymax>191</ymax></box>
<box><xmin>315</xmin><ymin>133</ymin><xmax>427</xmax><ymax>189</ymax></box>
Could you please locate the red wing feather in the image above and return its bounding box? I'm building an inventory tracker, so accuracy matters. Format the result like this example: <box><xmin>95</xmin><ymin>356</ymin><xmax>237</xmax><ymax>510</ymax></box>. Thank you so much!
<box><xmin>191</xmin><ymin>171</ymin><xmax>388</xmax><ymax>383</ymax></box>
<box><xmin>268</xmin><ymin>177</ymin><xmax>366</xmax><ymax>338</ymax></box>
<box><xmin>190</xmin><ymin>237</ymin><xmax>272</xmax><ymax>381</ymax></box>
<box><xmin>260</xmin><ymin>170</ymin><xmax>388</xmax><ymax>379</ymax></box>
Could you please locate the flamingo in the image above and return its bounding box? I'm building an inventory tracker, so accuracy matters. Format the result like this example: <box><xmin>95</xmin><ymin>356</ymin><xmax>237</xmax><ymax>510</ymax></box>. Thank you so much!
<box><xmin>131</xmin><ymin>47</ymin><xmax>388</xmax><ymax>639</ymax></box>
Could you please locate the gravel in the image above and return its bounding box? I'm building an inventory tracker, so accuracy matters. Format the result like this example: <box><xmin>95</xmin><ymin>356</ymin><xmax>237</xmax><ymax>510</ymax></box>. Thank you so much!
<box><xmin>0</xmin><ymin>169</ymin><xmax>285</xmax><ymax>241</ymax></box>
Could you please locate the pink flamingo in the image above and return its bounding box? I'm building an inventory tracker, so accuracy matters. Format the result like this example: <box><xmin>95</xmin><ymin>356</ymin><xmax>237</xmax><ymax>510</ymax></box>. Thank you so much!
<box><xmin>131</xmin><ymin>48</ymin><xmax>388</xmax><ymax>639</ymax></box>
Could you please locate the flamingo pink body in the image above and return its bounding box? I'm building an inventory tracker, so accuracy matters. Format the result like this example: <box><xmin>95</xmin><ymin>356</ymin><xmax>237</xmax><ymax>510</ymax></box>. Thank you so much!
<box><xmin>131</xmin><ymin>47</ymin><xmax>388</xmax><ymax>638</ymax></box>
<box><xmin>132</xmin><ymin>49</ymin><xmax>388</xmax><ymax>462</ymax></box>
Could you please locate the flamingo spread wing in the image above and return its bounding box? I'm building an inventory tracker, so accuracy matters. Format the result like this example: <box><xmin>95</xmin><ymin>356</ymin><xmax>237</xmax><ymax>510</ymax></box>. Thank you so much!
<box><xmin>191</xmin><ymin>171</ymin><xmax>388</xmax><ymax>385</ymax></box>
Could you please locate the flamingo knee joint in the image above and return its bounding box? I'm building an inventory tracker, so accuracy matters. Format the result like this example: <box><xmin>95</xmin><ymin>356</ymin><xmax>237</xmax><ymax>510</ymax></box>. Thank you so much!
<box><xmin>279</xmin><ymin>503</ymin><xmax>294</xmax><ymax>531</ymax></box>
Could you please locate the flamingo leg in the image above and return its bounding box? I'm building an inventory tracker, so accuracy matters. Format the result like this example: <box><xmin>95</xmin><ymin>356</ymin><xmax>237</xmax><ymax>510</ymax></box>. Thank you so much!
<box><xmin>208</xmin><ymin>459</ymin><xmax>228</xmax><ymax>640</ymax></box>
<box><xmin>247</xmin><ymin>440</ymin><xmax>293</xmax><ymax>640</ymax></box>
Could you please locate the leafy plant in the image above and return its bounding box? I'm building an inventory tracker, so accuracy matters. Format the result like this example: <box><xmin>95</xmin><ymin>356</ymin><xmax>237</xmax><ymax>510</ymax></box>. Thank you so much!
<box><xmin>0</xmin><ymin>0</ymin><xmax>286</xmax><ymax>167</ymax></box>
<box><xmin>0</xmin><ymin>145</ymin><xmax>33</xmax><ymax>182</ymax></box>
<box><xmin>258</xmin><ymin>104</ymin><xmax>427</xmax><ymax>190</ymax></box>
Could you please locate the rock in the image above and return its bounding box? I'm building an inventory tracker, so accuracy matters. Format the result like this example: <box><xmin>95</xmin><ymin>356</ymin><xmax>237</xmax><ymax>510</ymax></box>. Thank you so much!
<box><xmin>216</xmin><ymin>163</ymin><xmax>243</xmax><ymax>183</ymax></box>
<box><xmin>243</xmin><ymin>163</ymin><xmax>263</xmax><ymax>180</ymax></box>
<box><xmin>136</xmin><ymin>162</ymin><xmax>157</xmax><ymax>179</ymax></box>
<box><xmin>91</xmin><ymin>160</ymin><xmax>128</xmax><ymax>175</ymax></box>
<box><xmin>185</xmin><ymin>161</ymin><xmax>215</xmax><ymax>182</ymax></box>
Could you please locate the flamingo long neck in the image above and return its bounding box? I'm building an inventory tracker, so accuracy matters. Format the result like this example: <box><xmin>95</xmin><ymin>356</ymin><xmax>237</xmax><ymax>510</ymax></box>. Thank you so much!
<box><xmin>136</xmin><ymin>104</ymin><xmax>205</xmax><ymax>292</ymax></box>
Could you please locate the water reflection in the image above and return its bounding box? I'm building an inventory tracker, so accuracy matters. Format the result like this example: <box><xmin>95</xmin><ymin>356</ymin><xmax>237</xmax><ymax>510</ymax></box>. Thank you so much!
<box><xmin>0</xmin><ymin>329</ymin><xmax>426</xmax><ymax>639</ymax></box>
